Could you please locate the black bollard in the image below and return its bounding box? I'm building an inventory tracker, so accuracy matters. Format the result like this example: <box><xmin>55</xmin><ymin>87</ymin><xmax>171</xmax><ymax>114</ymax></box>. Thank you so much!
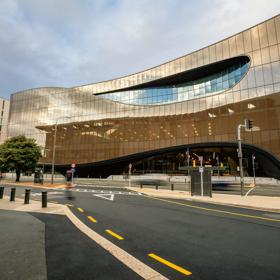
<box><xmin>0</xmin><ymin>186</ymin><xmax>4</xmax><ymax>199</ymax></box>
<box><xmin>42</xmin><ymin>191</ymin><xmax>47</xmax><ymax>208</ymax></box>
<box><xmin>10</xmin><ymin>188</ymin><xmax>16</xmax><ymax>201</ymax></box>
<box><xmin>156</xmin><ymin>185</ymin><xmax>158</xmax><ymax>190</ymax></box>
<box><xmin>140</xmin><ymin>184</ymin><xmax>143</xmax><ymax>189</ymax></box>
<box><xmin>24</xmin><ymin>189</ymin><xmax>31</xmax><ymax>204</ymax></box>
<box><xmin>171</xmin><ymin>183</ymin><xmax>174</xmax><ymax>191</ymax></box>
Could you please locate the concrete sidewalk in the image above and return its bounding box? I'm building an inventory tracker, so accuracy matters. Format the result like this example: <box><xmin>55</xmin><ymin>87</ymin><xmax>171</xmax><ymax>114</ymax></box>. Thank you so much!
<box><xmin>0</xmin><ymin>210</ymin><xmax>47</xmax><ymax>280</ymax></box>
<box><xmin>0</xmin><ymin>195</ymin><xmax>66</xmax><ymax>215</ymax></box>
<box><xmin>127</xmin><ymin>187</ymin><xmax>280</xmax><ymax>211</ymax></box>
<box><xmin>1</xmin><ymin>180</ymin><xmax>69</xmax><ymax>189</ymax></box>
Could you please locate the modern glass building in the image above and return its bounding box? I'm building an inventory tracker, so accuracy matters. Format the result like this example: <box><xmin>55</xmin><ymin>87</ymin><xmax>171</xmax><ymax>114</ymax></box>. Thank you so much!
<box><xmin>8</xmin><ymin>15</ymin><xmax>280</xmax><ymax>178</ymax></box>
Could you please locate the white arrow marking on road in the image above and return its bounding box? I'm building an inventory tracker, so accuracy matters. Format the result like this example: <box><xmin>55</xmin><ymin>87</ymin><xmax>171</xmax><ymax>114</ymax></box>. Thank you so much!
<box><xmin>93</xmin><ymin>194</ymin><xmax>114</xmax><ymax>201</ymax></box>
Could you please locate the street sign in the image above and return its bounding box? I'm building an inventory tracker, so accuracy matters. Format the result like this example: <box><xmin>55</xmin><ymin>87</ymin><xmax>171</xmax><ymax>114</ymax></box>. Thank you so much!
<box><xmin>199</xmin><ymin>166</ymin><xmax>204</xmax><ymax>173</ymax></box>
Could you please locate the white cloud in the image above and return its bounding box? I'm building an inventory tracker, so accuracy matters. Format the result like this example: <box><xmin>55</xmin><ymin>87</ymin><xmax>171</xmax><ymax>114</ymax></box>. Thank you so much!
<box><xmin>0</xmin><ymin>0</ymin><xmax>279</xmax><ymax>98</ymax></box>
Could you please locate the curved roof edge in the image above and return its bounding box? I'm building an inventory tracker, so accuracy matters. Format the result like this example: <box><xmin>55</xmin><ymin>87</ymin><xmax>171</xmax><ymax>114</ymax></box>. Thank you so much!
<box><xmin>11</xmin><ymin>13</ymin><xmax>279</xmax><ymax>96</ymax></box>
<box><xmin>74</xmin><ymin>13</ymin><xmax>280</xmax><ymax>90</ymax></box>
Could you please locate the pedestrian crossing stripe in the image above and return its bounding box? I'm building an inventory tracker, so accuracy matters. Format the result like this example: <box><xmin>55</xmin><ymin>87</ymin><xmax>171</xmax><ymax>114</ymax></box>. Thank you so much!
<box><xmin>29</xmin><ymin>189</ymin><xmax>142</xmax><ymax>196</ymax></box>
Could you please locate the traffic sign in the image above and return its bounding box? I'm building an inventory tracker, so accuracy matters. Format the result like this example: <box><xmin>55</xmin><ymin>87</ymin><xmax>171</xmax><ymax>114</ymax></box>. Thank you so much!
<box><xmin>199</xmin><ymin>166</ymin><xmax>204</xmax><ymax>173</ymax></box>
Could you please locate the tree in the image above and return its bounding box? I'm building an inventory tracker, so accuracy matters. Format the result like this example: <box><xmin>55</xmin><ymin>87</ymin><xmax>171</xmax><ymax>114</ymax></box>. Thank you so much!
<box><xmin>0</xmin><ymin>135</ymin><xmax>41</xmax><ymax>182</ymax></box>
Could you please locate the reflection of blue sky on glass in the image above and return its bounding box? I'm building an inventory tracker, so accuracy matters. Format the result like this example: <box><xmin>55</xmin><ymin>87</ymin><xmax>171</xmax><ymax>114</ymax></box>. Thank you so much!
<box><xmin>100</xmin><ymin>60</ymin><xmax>249</xmax><ymax>105</ymax></box>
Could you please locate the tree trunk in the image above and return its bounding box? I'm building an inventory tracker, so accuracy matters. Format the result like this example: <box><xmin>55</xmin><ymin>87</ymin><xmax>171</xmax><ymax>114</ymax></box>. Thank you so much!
<box><xmin>16</xmin><ymin>169</ymin><xmax>21</xmax><ymax>182</ymax></box>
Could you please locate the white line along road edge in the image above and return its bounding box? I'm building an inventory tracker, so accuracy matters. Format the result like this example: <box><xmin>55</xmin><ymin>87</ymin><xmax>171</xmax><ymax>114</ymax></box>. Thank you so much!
<box><xmin>64</xmin><ymin>206</ymin><xmax>168</xmax><ymax>280</ymax></box>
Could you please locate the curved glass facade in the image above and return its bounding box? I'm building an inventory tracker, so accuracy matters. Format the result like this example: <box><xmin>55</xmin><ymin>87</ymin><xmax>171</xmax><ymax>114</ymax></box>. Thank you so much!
<box><xmin>7</xmin><ymin>15</ymin><xmax>280</xmax><ymax>178</ymax></box>
<box><xmin>100</xmin><ymin>59</ymin><xmax>250</xmax><ymax>105</ymax></box>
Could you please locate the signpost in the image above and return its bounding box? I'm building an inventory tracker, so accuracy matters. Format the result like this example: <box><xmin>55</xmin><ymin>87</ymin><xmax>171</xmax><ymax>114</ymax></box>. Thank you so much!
<box><xmin>128</xmin><ymin>163</ymin><xmax>132</xmax><ymax>187</ymax></box>
<box><xmin>199</xmin><ymin>156</ymin><xmax>204</xmax><ymax>196</ymax></box>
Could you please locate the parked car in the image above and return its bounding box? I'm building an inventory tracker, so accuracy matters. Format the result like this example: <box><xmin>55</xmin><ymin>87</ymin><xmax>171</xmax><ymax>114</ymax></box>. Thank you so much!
<box><xmin>131</xmin><ymin>174</ymin><xmax>170</xmax><ymax>186</ymax></box>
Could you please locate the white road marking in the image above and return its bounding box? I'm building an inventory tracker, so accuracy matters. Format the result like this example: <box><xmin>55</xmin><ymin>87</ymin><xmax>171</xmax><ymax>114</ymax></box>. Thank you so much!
<box><xmin>93</xmin><ymin>194</ymin><xmax>115</xmax><ymax>201</ymax></box>
<box><xmin>29</xmin><ymin>188</ymin><xmax>142</xmax><ymax>197</ymax></box>
<box><xmin>64</xmin><ymin>207</ymin><xmax>167</xmax><ymax>279</ymax></box>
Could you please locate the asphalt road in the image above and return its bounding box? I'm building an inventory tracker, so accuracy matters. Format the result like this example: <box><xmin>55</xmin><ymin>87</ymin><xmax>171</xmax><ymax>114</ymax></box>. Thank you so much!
<box><xmin>3</xmin><ymin>185</ymin><xmax>280</xmax><ymax>279</ymax></box>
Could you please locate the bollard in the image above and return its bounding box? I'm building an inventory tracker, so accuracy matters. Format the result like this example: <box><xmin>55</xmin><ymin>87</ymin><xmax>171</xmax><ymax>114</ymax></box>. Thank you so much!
<box><xmin>171</xmin><ymin>183</ymin><xmax>174</xmax><ymax>191</ymax></box>
<box><xmin>10</xmin><ymin>188</ymin><xmax>16</xmax><ymax>201</ymax></box>
<box><xmin>156</xmin><ymin>185</ymin><xmax>158</xmax><ymax>190</ymax></box>
<box><xmin>0</xmin><ymin>186</ymin><xmax>4</xmax><ymax>199</ymax></box>
<box><xmin>42</xmin><ymin>191</ymin><xmax>47</xmax><ymax>208</ymax></box>
<box><xmin>140</xmin><ymin>184</ymin><xmax>143</xmax><ymax>189</ymax></box>
<box><xmin>24</xmin><ymin>189</ymin><xmax>31</xmax><ymax>204</ymax></box>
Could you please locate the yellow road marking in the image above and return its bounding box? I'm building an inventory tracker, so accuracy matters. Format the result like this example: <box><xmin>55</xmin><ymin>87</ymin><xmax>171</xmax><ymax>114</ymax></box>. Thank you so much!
<box><xmin>146</xmin><ymin>196</ymin><xmax>280</xmax><ymax>223</ymax></box>
<box><xmin>77</xmin><ymin>207</ymin><xmax>84</xmax><ymax>213</ymax></box>
<box><xmin>65</xmin><ymin>203</ymin><xmax>74</xmax><ymax>207</ymax></box>
<box><xmin>105</xmin><ymin>229</ymin><xmax>124</xmax><ymax>240</ymax></box>
<box><xmin>87</xmin><ymin>215</ymin><xmax>97</xmax><ymax>223</ymax></box>
<box><xmin>148</xmin><ymin>253</ymin><xmax>192</xmax><ymax>276</ymax></box>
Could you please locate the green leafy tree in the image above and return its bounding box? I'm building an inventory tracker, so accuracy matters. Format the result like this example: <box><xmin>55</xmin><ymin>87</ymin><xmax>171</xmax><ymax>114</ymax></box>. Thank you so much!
<box><xmin>0</xmin><ymin>135</ymin><xmax>41</xmax><ymax>182</ymax></box>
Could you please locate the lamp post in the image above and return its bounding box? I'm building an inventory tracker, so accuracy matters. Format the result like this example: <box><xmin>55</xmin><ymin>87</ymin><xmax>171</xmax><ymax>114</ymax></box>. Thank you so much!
<box><xmin>51</xmin><ymin>116</ymin><xmax>71</xmax><ymax>184</ymax></box>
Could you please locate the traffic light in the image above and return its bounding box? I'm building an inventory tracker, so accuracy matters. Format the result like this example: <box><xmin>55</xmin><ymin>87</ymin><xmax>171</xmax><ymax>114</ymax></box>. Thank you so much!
<box><xmin>245</xmin><ymin>119</ymin><xmax>253</xmax><ymax>130</ymax></box>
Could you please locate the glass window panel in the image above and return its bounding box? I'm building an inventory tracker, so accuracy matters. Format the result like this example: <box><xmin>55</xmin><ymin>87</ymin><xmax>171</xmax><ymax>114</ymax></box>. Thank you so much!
<box><xmin>247</xmin><ymin>69</ymin><xmax>256</xmax><ymax>88</ymax></box>
<box><xmin>243</xmin><ymin>30</ymin><xmax>252</xmax><ymax>52</ymax></box>
<box><xmin>266</xmin><ymin>19</ymin><xmax>278</xmax><ymax>45</ymax></box>
<box><xmin>254</xmin><ymin>66</ymin><xmax>264</xmax><ymax>87</ymax></box>
<box><xmin>197</xmin><ymin>50</ymin><xmax>204</xmax><ymax>67</ymax></box>
<box><xmin>202</xmin><ymin>48</ymin><xmax>210</xmax><ymax>64</ymax></box>
<box><xmin>191</xmin><ymin>53</ymin><xmax>198</xmax><ymax>68</ymax></box>
<box><xmin>235</xmin><ymin>33</ymin><xmax>244</xmax><ymax>54</ymax></box>
<box><xmin>222</xmin><ymin>40</ymin><xmax>230</xmax><ymax>59</ymax></box>
<box><xmin>275</xmin><ymin>15</ymin><xmax>280</xmax><ymax>44</ymax></box>
<box><xmin>252</xmin><ymin>49</ymin><xmax>262</xmax><ymax>66</ymax></box>
<box><xmin>229</xmin><ymin>37</ymin><xmax>237</xmax><ymax>56</ymax></box>
<box><xmin>271</xmin><ymin>61</ymin><xmax>280</xmax><ymax>83</ymax></box>
<box><xmin>209</xmin><ymin>45</ymin><xmax>216</xmax><ymax>62</ymax></box>
<box><xmin>258</xmin><ymin>22</ymin><xmax>269</xmax><ymax>48</ymax></box>
<box><xmin>269</xmin><ymin>45</ymin><xmax>280</xmax><ymax>62</ymax></box>
<box><xmin>251</xmin><ymin>26</ymin><xmax>260</xmax><ymax>51</ymax></box>
<box><xmin>261</xmin><ymin>47</ymin><xmax>271</xmax><ymax>64</ymax></box>
<box><xmin>215</xmin><ymin>42</ymin><xmax>223</xmax><ymax>60</ymax></box>
<box><xmin>263</xmin><ymin>64</ymin><xmax>273</xmax><ymax>85</ymax></box>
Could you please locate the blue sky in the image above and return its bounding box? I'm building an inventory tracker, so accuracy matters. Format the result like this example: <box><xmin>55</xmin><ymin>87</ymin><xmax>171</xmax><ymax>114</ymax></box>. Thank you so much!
<box><xmin>0</xmin><ymin>0</ymin><xmax>280</xmax><ymax>99</ymax></box>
